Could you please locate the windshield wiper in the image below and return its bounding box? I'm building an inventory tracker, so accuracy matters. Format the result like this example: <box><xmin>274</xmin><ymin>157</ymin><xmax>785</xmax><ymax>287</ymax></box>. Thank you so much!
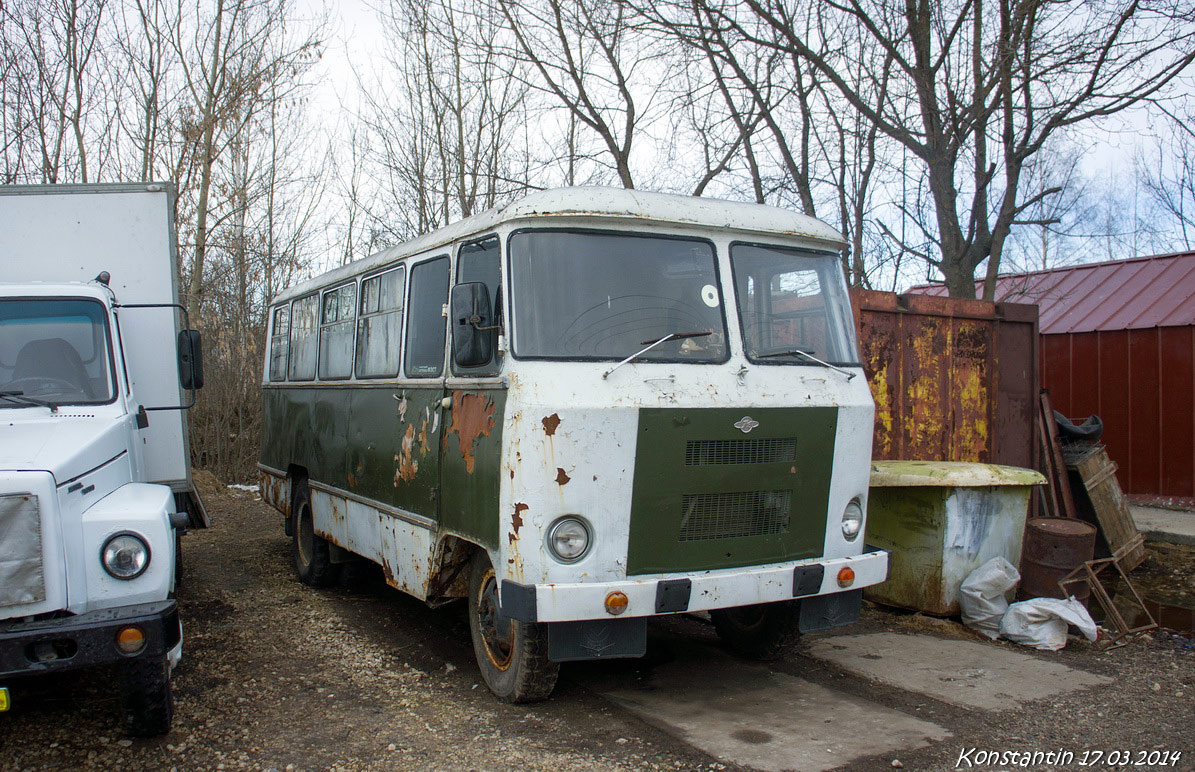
<box><xmin>755</xmin><ymin>349</ymin><xmax>857</xmax><ymax>380</ymax></box>
<box><xmin>602</xmin><ymin>331</ymin><xmax>713</xmax><ymax>380</ymax></box>
<box><xmin>0</xmin><ymin>390</ymin><xmax>58</xmax><ymax>412</ymax></box>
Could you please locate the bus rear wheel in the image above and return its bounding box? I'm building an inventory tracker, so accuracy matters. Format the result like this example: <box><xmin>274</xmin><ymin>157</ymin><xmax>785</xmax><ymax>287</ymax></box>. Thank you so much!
<box><xmin>467</xmin><ymin>552</ymin><xmax>558</xmax><ymax>703</ymax></box>
<box><xmin>710</xmin><ymin>600</ymin><xmax>801</xmax><ymax>660</ymax></box>
<box><xmin>291</xmin><ymin>481</ymin><xmax>340</xmax><ymax>587</ymax></box>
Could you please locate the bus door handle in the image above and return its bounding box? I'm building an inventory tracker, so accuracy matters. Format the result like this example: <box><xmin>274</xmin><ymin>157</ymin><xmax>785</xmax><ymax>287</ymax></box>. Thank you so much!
<box><xmin>440</xmin><ymin>396</ymin><xmax>453</xmax><ymax>410</ymax></box>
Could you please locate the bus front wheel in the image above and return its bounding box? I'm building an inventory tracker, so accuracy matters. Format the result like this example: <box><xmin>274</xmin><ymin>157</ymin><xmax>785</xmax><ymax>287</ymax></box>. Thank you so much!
<box><xmin>467</xmin><ymin>552</ymin><xmax>559</xmax><ymax>703</ymax></box>
<box><xmin>710</xmin><ymin>600</ymin><xmax>801</xmax><ymax>660</ymax></box>
<box><xmin>291</xmin><ymin>481</ymin><xmax>340</xmax><ymax>587</ymax></box>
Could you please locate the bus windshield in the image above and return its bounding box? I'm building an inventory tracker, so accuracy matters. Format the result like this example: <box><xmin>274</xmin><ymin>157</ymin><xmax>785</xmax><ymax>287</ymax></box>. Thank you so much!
<box><xmin>0</xmin><ymin>298</ymin><xmax>116</xmax><ymax>406</ymax></box>
<box><xmin>730</xmin><ymin>244</ymin><xmax>860</xmax><ymax>366</ymax></box>
<box><xmin>509</xmin><ymin>230</ymin><xmax>728</xmax><ymax>363</ymax></box>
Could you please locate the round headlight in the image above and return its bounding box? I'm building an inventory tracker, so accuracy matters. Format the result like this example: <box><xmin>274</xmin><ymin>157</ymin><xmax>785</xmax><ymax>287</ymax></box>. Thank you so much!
<box><xmin>841</xmin><ymin>499</ymin><xmax>864</xmax><ymax>541</ymax></box>
<box><xmin>547</xmin><ymin>517</ymin><xmax>591</xmax><ymax>562</ymax></box>
<box><xmin>101</xmin><ymin>532</ymin><xmax>151</xmax><ymax>580</ymax></box>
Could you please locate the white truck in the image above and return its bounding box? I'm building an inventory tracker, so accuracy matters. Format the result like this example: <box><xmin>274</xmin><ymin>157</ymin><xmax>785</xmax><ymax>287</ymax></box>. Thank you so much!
<box><xmin>0</xmin><ymin>182</ymin><xmax>206</xmax><ymax>736</ymax></box>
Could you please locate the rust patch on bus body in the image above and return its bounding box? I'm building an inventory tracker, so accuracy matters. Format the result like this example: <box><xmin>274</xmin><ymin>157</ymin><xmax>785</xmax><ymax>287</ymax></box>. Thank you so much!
<box><xmin>542</xmin><ymin>413</ymin><xmax>561</xmax><ymax>436</ymax></box>
<box><xmin>510</xmin><ymin>503</ymin><xmax>528</xmax><ymax>546</ymax></box>
<box><xmin>555</xmin><ymin>468</ymin><xmax>571</xmax><ymax>485</ymax></box>
<box><xmin>446</xmin><ymin>390</ymin><xmax>495</xmax><ymax>474</ymax></box>
<box><xmin>395</xmin><ymin>423</ymin><xmax>418</xmax><ymax>484</ymax></box>
<box><xmin>418</xmin><ymin>412</ymin><xmax>431</xmax><ymax>455</ymax></box>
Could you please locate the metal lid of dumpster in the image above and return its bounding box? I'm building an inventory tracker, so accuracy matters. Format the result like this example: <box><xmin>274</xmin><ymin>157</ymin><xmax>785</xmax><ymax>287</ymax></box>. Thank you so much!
<box><xmin>870</xmin><ymin>460</ymin><xmax>1045</xmax><ymax>488</ymax></box>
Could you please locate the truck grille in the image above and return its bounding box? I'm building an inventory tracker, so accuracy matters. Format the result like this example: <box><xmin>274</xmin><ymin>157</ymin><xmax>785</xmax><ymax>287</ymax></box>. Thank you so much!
<box><xmin>0</xmin><ymin>493</ymin><xmax>46</xmax><ymax>608</ymax></box>
<box><xmin>684</xmin><ymin>438</ymin><xmax>796</xmax><ymax>466</ymax></box>
<box><xmin>679</xmin><ymin>490</ymin><xmax>792</xmax><ymax>541</ymax></box>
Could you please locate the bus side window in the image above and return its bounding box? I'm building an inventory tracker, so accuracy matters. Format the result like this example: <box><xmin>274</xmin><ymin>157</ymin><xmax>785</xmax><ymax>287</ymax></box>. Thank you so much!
<box><xmin>318</xmin><ymin>282</ymin><xmax>357</xmax><ymax>380</ymax></box>
<box><xmin>288</xmin><ymin>294</ymin><xmax>319</xmax><ymax>381</ymax></box>
<box><xmin>455</xmin><ymin>236</ymin><xmax>501</xmax><ymax>376</ymax></box>
<box><xmin>356</xmin><ymin>266</ymin><xmax>406</xmax><ymax>379</ymax></box>
<box><xmin>269</xmin><ymin>306</ymin><xmax>289</xmax><ymax>382</ymax></box>
<box><xmin>404</xmin><ymin>256</ymin><xmax>450</xmax><ymax>377</ymax></box>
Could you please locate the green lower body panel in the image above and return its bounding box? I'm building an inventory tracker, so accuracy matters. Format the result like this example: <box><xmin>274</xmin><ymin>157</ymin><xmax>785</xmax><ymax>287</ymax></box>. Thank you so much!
<box><xmin>627</xmin><ymin>407</ymin><xmax>837</xmax><ymax>575</ymax></box>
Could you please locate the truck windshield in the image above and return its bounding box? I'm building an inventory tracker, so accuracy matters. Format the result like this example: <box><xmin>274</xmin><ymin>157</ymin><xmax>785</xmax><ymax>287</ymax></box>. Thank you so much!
<box><xmin>509</xmin><ymin>230</ymin><xmax>728</xmax><ymax>362</ymax></box>
<box><xmin>730</xmin><ymin>244</ymin><xmax>861</xmax><ymax>366</ymax></box>
<box><xmin>0</xmin><ymin>298</ymin><xmax>117</xmax><ymax>405</ymax></box>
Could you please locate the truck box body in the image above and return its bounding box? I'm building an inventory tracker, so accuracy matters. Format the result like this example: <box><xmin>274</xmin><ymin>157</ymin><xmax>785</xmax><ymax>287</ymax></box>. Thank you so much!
<box><xmin>0</xmin><ymin>183</ymin><xmax>190</xmax><ymax>493</ymax></box>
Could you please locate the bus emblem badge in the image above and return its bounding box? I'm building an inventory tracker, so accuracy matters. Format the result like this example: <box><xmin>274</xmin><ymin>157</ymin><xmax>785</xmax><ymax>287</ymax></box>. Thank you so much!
<box><xmin>734</xmin><ymin>416</ymin><xmax>759</xmax><ymax>433</ymax></box>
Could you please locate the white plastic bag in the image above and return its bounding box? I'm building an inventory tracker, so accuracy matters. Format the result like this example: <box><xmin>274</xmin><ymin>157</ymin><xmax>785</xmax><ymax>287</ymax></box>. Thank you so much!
<box><xmin>960</xmin><ymin>557</ymin><xmax>1020</xmax><ymax>639</ymax></box>
<box><xmin>999</xmin><ymin>597</ymin><xmax>1099</xmax><ymax>651</ymax></box>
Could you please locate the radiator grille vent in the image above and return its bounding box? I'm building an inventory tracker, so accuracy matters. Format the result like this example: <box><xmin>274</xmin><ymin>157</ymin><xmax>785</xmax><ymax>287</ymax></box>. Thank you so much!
<box><xmin>684</xmin><ymin>438</ymin><xmax>796</xmax><ymax>466</ymax></box>
<box><xmin>678</xmin><ymin>490</ymin><xmax>791</xmax><ymax>541</ymax></box>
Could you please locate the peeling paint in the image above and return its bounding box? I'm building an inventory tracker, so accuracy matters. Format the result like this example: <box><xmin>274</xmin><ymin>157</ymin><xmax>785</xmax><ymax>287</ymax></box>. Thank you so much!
<box><xmin>395</xmin><ymin>392</ymin><xmax>409</xmax><ymax>421</ymax></box>
<box><xmin>446</xmin><ymin>391</ymin><xmax>496</xmax><ymax>474</ymax></box>
<box><xmin>555</xmin><ymin>468</ymin><xmax>571</xmax><ymax>485</ymax></box>
<box><xmin>512</xmin><ymin>502</ymin><xmax>528</xmax><ymax>534</ymax></box>
<box><xmin>395</xmin><ymin>423</ymin><xmax>418</xmax><ymax>483</ymax></box>
<box><xmin>541</xmin><ymin>413</ymin><xmax>561</xmax><ymax>436</ymax></box>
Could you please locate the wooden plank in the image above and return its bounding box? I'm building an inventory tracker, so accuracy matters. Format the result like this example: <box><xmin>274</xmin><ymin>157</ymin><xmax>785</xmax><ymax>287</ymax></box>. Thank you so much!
<box><xmin>1041</xmin><ymin>391</ymin><xmax>1077</xmax><ymax>519</ymax></box>
<box><xmin>1070</xmin><ymin>447</ymin><xmax>1146</xmax><ymax>570</ymax></box>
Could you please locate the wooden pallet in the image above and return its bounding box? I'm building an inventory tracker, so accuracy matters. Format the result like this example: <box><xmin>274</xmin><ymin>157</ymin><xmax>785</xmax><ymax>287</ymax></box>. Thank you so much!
<box><xmin>1067</xmin><ymin>446</ymin><xmax>1146</xmax><ymax>571</ymax></box>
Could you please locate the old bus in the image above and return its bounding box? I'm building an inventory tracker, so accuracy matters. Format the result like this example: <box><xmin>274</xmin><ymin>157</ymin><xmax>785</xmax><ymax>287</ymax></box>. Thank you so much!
<box><xmin>258</xmin><ymin>187</ymin><xmax>887</xmax><ymax>702</ymax></box>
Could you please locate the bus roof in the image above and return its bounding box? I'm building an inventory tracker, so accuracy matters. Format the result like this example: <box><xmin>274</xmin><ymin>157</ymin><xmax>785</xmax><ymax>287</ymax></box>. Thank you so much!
<box><xmin>273</xmin><ymin>187</ymin><xmax>846</xmax><ymax>305</ymax></box>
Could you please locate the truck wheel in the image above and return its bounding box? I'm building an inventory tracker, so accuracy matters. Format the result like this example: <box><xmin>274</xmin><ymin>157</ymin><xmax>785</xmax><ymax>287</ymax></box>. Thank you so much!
<box><xmin>292</xmin><ymin>482</ymin><xmax>340</xmax><ymax>587</ymax></box>
<box><xmin>467</xmin><ymin>552</ymin><xmax>558</xmax><ymax>703</ymax></box>
<box><xmin>711</xmin><ymin>601</ymin><xmax>801</xmax><ymax>660</ymax></box>
<box><xmin>119</xmin><ymin>655</ymin><xmax>173</xmax><ymax>737</ymax></box>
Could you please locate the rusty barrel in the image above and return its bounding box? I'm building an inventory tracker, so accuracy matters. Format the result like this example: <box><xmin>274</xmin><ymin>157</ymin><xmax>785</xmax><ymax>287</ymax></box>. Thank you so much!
<box><xmin>1017</xmin><ymin>518</ymin><xmax>1097</xmax><ymax>605</ymax></box>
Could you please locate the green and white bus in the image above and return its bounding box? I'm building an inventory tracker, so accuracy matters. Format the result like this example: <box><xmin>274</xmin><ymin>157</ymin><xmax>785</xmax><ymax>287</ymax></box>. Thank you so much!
<box><xmin>258</xmin><ymin>187</ymin><xmax>888</xmax><ymax>702</ymax></box>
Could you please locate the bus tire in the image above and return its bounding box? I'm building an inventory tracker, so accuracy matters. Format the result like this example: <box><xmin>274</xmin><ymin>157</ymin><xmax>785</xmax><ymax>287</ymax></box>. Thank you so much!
<box><xmin>292</xmin><ymin>481</ymin><xmax>340</xmax><ymax>588</ymax></box>
<box><xmin>710</xmin><ymin>600</ymin><xmax>801</xmax><ymax>660</ymax></box>
<box><xmin>467</xmin><ymin>552</ymin><xmax>559</xmax><ymax>703</ymax></box>
<box><xmin>118</xmin><ymin>654</ymin><xmax>173</xmax><ymax>737</ymax></box>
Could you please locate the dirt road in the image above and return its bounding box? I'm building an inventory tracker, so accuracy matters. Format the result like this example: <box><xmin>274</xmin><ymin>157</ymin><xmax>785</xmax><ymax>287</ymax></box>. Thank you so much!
<box><xmin>1</xmin><ymin>485</ymin><xmax>1192</xmax><ymax>772</ymax></box>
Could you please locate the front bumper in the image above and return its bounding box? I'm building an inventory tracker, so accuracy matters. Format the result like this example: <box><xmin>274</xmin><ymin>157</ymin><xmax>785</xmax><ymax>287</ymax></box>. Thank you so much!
<box><xmin>502</xmin><ymin>548</ymin><xmax>888</xmax><ymax>623</ymax></box>
<box><xmin>0</xmin><ymin>601</ymin><xmax>180</xmax><ymax>678</ymax></box>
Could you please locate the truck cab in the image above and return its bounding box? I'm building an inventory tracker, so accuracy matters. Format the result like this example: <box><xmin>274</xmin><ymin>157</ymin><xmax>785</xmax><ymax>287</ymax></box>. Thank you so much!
<box><xmin>0</xmin><ymin>183</ymin><xmax>204</xmax><ymax>736</ymax></box>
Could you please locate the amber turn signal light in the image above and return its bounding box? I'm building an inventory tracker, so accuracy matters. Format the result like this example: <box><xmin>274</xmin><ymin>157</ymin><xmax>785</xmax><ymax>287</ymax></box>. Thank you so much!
<box><xmin>837</xmin><ymin>566</ymin><xmax>856</xmax><ymax>588</ymax></box>
<box><xmin>605</xmin><ymin>591</ymin><xmax>629</xmax><ymax>615</ymax></box>
<box><xmin>116</xmin><ymin>626</ymin><xmax>146</xmax><ymax>654</ymax></box>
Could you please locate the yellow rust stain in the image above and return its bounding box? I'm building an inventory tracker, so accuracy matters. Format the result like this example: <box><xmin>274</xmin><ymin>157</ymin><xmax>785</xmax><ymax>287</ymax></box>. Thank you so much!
<box><xmin>446</xmin><ymin>391</ymin><xmax>496</xmax><ymax>474</ymax></box>
<box><xmin>394</xmin><ymin>423</ymin><xmax>418</xmax><ymax>484</ymax></box>
<box><xmin>555</xmin><ymin>468</ymin><xmax>571</xmax><ymax>485</ymax></box>
<box><xmin>542</xmin><ymin>413</ymin><xmax>561</xmax><ymax>436</ymax></box>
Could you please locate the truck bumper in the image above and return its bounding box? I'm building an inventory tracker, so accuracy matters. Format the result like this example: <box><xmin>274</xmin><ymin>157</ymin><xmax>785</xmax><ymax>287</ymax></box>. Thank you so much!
<box><xmin>0</xmin><ymin>601</ymin><xmax>180</xmax><ymax>678</ymax></box>
<box><xmin>501</xmin><ymin>548</ymin><xmax>888</xmax><ymax>623</ymax></box>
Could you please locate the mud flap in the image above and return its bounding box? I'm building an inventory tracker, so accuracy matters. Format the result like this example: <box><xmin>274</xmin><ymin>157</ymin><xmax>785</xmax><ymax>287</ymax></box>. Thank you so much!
<box><xmin>547</xmin><ymin>618</ymin><xmax>647</xmax><ymax>662</ymax></box>
<box><xmin>798</xmin><ymin>589</ymin><xmax>862</xmax><ymax>633</ymax></box>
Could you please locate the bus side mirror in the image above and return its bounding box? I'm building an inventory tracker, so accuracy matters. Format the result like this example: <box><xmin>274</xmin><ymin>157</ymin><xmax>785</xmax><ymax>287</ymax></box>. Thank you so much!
<box><xmin>178</xmin><ymin>329</ymin><xmax>204</xmax><ymax>390</ymax></box>
<box><xmin>450</xmin><ymin>282</ymin><xmax>494</xmax><ymax>368</ymax></box>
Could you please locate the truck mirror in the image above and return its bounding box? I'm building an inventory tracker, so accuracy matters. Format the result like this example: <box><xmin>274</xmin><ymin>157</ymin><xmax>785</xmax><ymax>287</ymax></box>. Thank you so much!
<box><xmin>177</xmin><ymin>329</ymin><xmax>204</xmax><ymax>390</ymax></box>
<box><xmin>450</xmin><ymin>282</ymin><xmax>494</xmax><ymax>368</ymax></box>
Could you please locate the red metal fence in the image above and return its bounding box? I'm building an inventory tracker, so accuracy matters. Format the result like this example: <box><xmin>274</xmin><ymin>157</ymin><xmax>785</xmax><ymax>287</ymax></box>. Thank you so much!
<box><xmin>1042</xmin><ymin>326</ymin><xmax>1195</xmax><ymax>502</ymax></box>
<box><xmin>851</xmin><ymin>289</ymin><xmax>1039</xmax><ymax>470</ymax></box>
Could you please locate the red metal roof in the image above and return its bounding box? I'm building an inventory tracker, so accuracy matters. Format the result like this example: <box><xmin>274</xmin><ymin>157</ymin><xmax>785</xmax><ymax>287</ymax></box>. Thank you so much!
<box><xmin>912</xmin><ymin>251</ymin><xmax>1195</xmax><ymax>334</ymax></box>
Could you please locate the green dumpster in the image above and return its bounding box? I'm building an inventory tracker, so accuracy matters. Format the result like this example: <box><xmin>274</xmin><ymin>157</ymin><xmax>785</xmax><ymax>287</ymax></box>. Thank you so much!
<box><xmin>865</xmin><ymin>461</ymin><xmax>1045</xmax><ymax>615</ymax></box>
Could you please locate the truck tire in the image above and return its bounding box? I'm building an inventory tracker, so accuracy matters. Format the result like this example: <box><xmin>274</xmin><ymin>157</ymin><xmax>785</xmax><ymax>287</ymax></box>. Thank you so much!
<box><xmin>119</xmin><ymin>655</ymin><xmax>173</xmax><ymax>737</ymax></box>
<box><xmin>292</xmin><ymin>481</ymin><xmax>340</xmax><ymax>587</ymax></box>
<box><xmin>711</xmin><ymin>600</ymin><xmax>801</xmax><ymax>660</ymax></box>
<box><xmin>467</xmin><ymin>551</ymin><xmax>558</xmax><ymax>703</ymax></box>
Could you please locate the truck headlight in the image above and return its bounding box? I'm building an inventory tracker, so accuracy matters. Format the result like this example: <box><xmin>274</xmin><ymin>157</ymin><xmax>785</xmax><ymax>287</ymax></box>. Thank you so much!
<box><xmin>547</xmin><ymin>516</ymin><xmax>590</xmax><ymax>562</ymax></box>
<box><xmin>841</xmin><ymin>499</ymin><xmax>864</xmax><ymax>541</ymax></box>
<box><xmin>101</xmin><ymin>532</ymin><xmax>151</xmax><ymax>579</ymax></box>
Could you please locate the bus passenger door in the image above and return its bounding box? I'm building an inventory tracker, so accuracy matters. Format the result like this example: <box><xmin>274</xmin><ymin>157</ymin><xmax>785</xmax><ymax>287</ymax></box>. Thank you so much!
<box><xmin>381</xmin><ymin>255</ymin><xmax>451</xmax><ymax>522</ymax></box>
<box><xmin>440</xmin><ymin>236</ymin><xmax>505</xmax><ymax>550</ymax></box>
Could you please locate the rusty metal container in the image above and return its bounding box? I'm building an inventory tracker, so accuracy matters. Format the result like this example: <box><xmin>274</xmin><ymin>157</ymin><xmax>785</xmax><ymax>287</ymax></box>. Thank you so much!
<box><xmin>851</xmin><ymin>289</ymin><xmax>1039</xmax><ymax>471</ymax></box>
<box><xmin>1018</xmin><ymin>517</ymin><xmax>1097</xmax><ymax>605</ymax></box>
<box><xmin>865</xmin><ymin>461</ymin><xmax>1044</xmax><ymax>615</ymax></box>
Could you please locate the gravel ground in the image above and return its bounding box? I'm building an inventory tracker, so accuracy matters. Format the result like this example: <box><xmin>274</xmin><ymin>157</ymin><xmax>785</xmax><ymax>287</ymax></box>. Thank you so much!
<box><xmin>1</xmin><ymin>483</ymin><xmax>1192</xmax><ymax>772</ymax></box>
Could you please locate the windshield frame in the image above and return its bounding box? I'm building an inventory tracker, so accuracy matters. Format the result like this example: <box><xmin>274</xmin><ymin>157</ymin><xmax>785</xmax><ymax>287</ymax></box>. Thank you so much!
<box><xmin>729</xmin><ymin>241</ymin><xmax>863</xmax><ymax>368</ymax></box>
<box><xmin>0</xmin><ymin>295</ymin><xmax>120</xmax><ymax>407</ymax></box>
<box><xmin>506</xmin><ymin>227</ymin><xmax>731</xmax><ymax>365</ymax></box>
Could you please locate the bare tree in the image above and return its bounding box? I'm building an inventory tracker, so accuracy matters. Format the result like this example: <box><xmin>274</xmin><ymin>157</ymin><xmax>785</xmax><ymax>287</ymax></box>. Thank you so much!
<box><xmin>695</xmin><ymin>0</ymin><xmax>1195</xmax><ymax>297</ymax></box>
<box><xmin>1141</xmin><ymin>103</ymin><xmax>1195</xmax><ymax>251</ymax></box>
